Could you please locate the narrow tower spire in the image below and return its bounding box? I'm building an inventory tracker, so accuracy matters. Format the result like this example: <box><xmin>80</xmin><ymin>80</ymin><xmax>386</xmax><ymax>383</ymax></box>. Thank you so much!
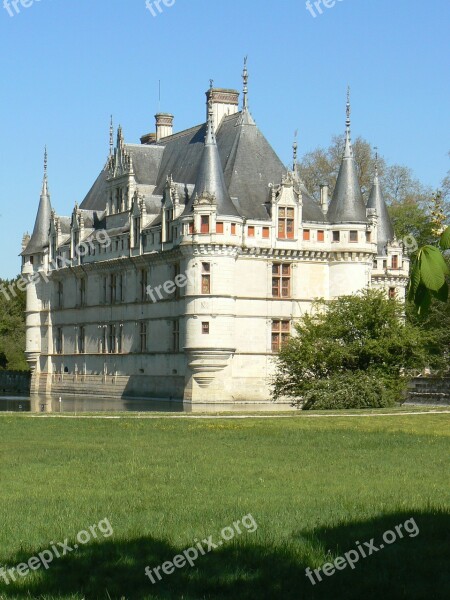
<box><xmin>41</xmin><ymin>146</ymin><xmax>49</xmax><ymax>196</ymax></box>
<box><xmin>206</xmin><ymin>93</ymin><xmax>215</xmax><ymax>144</ymax></box>
<box><xmin>327</xmin><ymin>89</ymin><xmax>367</xmax><ymax>223</ymax></box>
<box><xmin>344</xmin><ymin>85</ymin><xmax>352</xmax><ymax>158</ymax></box>
<box><xmin>109</xmin><ymin>115</ymin><xmax>114</xmax><ymax>155</ymax></box>
<box><xmin>242</xmin><ymin>56</ymin><xmax>249</xmax><ymax>111</ymax></box>
<box><xmin>367</xmin><ymin>146</ymin><xmax>395</xmax><ymax>253</ymax></box>
<box><xmin>293</xmin><ymin>130</ymin><xmax>298</xmax><ymax>171</ymax></box>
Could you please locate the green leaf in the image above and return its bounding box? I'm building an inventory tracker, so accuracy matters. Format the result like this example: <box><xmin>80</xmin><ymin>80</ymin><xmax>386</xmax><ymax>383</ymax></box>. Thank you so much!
<box><xmin>414</xmin><ymin>284</ymin><xmax>432</xmax><ymax>315</ymax></box>
<box><xmin>408</xmin><ymin>262</ymin><xmax>421</xmax><ymax>301</ymax></box>
<box><xmin>440</xmin><ymin>226</ymin><xmax>450</xmax><ymax>250</ymax></box>
<box><xmin>431</xmin><ymin>281</ymin><xmax>449</xmax><ymax>302</ymax></box>
<box><xmin>420</xmin><ymin>246</ymin><xmax>449</xmax><ymax>292</ymax></box>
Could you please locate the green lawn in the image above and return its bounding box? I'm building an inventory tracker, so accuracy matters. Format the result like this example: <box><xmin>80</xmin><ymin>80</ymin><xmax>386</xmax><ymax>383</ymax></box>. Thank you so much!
<box><xmin>0</xmin><ymin>412</ymin><xmax>449</xmax><ymax>599</ymax></box>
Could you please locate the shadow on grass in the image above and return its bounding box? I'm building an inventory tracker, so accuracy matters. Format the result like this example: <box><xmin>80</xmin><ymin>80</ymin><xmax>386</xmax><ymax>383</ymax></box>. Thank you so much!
<box><xmin>1</xmin><ymin>511</ymin><xmax>448</xmax><ymax>599</ymax></box>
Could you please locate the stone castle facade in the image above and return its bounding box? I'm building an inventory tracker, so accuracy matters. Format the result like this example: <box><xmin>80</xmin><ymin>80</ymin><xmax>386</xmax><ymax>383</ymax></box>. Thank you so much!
<box><xmin>21</xmin><ymin>69</ymin><xmax>409</xmax><ymax>410</ymax></box>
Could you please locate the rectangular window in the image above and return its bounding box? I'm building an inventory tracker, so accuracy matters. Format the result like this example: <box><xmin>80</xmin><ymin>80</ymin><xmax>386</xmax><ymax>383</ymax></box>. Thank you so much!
<box><xmin>248</xmin><ymin>226</ymin><xmax>255</xmax><ymax>237</ymax></box>
<box><xmin>78</xmin><ymin>326</ymin><xmax>85</xmax><ymax>354</ymax></box>
<box><xmin>57</xmin><ymin>282</ymin><xmax>64</xmax><ymax>309</ymax></box>
<box><xmin>272</xmin><ymin>263</ymin><xmax>291</xmax><ymax>298</ymax></box>
<box><xmin>389</xmin><ymin>287</ymin><xmax>396</xmax><ymax>299</ymax></box>
<box><xmin>110</xmin><ymin>274</ymin><xmax>117</xmax><ymax>304</ymax></box>
<box><xmin>317</xmin><ymin>230</ymin><xmax>325</xmax><ymax>242</ymax></box>
<box><xmin>80</xmin><ymin>277</ymin><xmax>86</xmax><ymax>306</ymax></box>
<box><xmin>202</xmin><ymin>322</ymin><xmax>210</xmax><ymax>335</ymax></box>
<box><xmin>216</xmin><ymin>222</ymin><xmax>224</xmax><ymax>234</ymax></box>
<box><xmin>117</xmin><ymin>274</ymin><xmax>124</xmax><ymax>303</ymax></box>
<box><xmin>201</xmin><ymin>263</ymin><xmax>211</xmax><ymax>294</ymax></box>
<box><xmin>278</xmin><ymin>207</ymin><xmax>295</xmax><ymax>239</ymax></box>
<box><xmin>231</xmin><ymin>223</ymin><xmax>236</xmax><ymax>235</ymax></box>
<box><xmin>173</xmin><ymin>263</ymin><xmax>181</xmax><ymax>299</ymax></box>
<box><xmin>383</xmin><ymin>259</ymin><xmax>387</xmax><ymax>269</ymax></box>
<box><xmin>109</xmin><ymin>324</ymin><xmax>116</xmax><ymax>354</ymax></box>
<box><xmin>272</xmin><ymin>320</ymin><xmax>290</xmax><ymax>353</ymax></box>
<box><xmin>201</xmin><ymin>215</ymin><xmax>210</xmax><ymax>234</ymax></box>
<box><xmin>101</xmin><ymin>326</ymin><xmax>107</xmax><ymax>354</ymax></box>
<box><xmin>303</xmin><ymin>229</ymin><xmax>310</xmax><ymax>241</ymax></box>
<box><xmin>172</xmin><ymin>319</ymin><xmax>180</xmax><ymax>352</ymax></box>
<box><xmin>56</xmin><ymin>328</ymin><xmax>63</xmax><ymax>355</ymax></box>
<box><xmin>262</xmin><ymin>227</ymin><xmax>270</xmax><ymax>239</ymax></box>
<box><xmin>117</xmin><ymin>325</ymin><xmax>123</xmax><ymax>354</ymax></box>
<box><xmin>133</xmin><ymin>217</ymin><xmax>141</xmax><ymax>248</ymax></box>
<box><xmin>188</xmin><ymin>221</ymin><xmax>194</xmax><ymax>235</ymax></box>
<box><xmin>140</xmin><ymin>322</ymin><xmax>148</xmax><ymax>353</ymax></box>
<box><xmin>366</xmin><ymin>231</ymin><xmax>372</xmax><ymax>243</ymax></box>
<box><xmin>391</xmin><ymin>255</ymin><xmax>399</xmax><ymax>269</ymax></box>
<box><xmin>349</xmin><ymin>230</ymin><xmax>358</xmax><ymax>242</ymax></box>
<box><xmin>332</xmin><ymin>231</ymin><xmax>340</xmax><ymax>242</ymax></box>
<box><xmin>140</xmin><ymin>269</ymin><xmax>148</xmax><ymax>301</ymax></box>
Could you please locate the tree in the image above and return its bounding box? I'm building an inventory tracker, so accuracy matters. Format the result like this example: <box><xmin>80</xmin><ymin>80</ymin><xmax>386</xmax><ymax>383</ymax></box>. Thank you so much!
<box><xmin>0</xmin><ymin>278</ymin><xmax>28</xmax><ymax>371</ymax></box>
<box><xmin>272</xmin><ymin>290</ymin><xmax>441</xmax><ymax>409</ymax></box>
<box><xmin>297</xmin><ymin>135</ymin><xmax>431</xmax><ymax>205</ymax></box>
<box><xmin>407</xmin><ymin>224</ymin><xmax>450</xmax><ymax>315</ymax></box>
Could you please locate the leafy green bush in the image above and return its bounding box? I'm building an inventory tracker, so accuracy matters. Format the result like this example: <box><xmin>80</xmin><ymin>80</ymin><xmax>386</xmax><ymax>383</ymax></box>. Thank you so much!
<box><xmin>301</xmin><ymin>372</ymin><xmax>400</xmax><ymax>410</ymax></box>
<box><xmin>273</xmin><ymin>289</ymin><xmax>440</xmax><ymax>409</ymax></box>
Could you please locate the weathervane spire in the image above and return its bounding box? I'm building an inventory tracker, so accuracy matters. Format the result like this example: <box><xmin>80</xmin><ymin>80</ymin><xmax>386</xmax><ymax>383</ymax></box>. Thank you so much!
<box><xmin>293</xmin><ymin>130</ymin><xmax>298</xmax><ymax>171</ymax></box>
<box><xmin>374</xmin><ymin>146</ymin><xmax>379</xmax><ymax>179</ymax></box>
<box><xmin>242</xmin><ymin>56</ymin><xmax>249</xmax><ymax>111</ymax></box>
<box><xmin>344</xmin><ymin>86</ymin><xmax>353</xmax><ymax>158</ymax></box>
<box><xmin>205</xmin><ymin>90</ymin><xmax>215</xmax><ymax>145</ymax></box>
<box><xmin>109</xmin><ymin>115</ymin><xmax>114</xmax><ymax>155</ymax></box>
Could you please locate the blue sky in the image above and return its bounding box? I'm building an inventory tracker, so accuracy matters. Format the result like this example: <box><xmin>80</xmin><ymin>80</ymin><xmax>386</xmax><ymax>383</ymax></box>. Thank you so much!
<box><xmin>0</xmin><ymin>0</ymin><xmax>449</xmax><ymax>278</ymax></box>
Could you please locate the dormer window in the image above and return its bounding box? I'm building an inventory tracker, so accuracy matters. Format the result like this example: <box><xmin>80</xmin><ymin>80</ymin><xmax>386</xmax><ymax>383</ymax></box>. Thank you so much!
<box><xmin>392</xmin><ymin>255</ymin><xmax>399</xmax><ymax>269</ymax></box>
<box><xmin>278</xmin><ymin>207</ymin><xmax>294</xmax><ymax>239</ymax></box>
<box><xmin>133</xmin><ymin>216</ymin><xmax>141</xmax><ymax>248</ymax></box>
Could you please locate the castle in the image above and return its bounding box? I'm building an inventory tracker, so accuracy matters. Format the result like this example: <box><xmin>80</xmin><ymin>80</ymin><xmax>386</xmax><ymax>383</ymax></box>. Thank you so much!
<box><xmin>21</xmin><ymin>65</ymin><xmax>409</xmax><ymax>410</ymax></box>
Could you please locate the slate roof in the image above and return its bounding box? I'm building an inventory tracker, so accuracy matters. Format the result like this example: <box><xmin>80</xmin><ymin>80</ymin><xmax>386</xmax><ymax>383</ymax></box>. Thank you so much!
<box><xmin>367</xmin><ymin>171</ymin><xmax>395</xmax><ymax>254</ymax></box>
<box><xmin>22</xmin><ymin>177</ymin><xmax>52</xmax><ymax>255</ymax></box>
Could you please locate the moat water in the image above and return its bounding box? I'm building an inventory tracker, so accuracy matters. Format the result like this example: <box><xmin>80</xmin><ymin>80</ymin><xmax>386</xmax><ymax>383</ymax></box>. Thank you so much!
<box><xmin>0</xmin><ymin>395</ymin><xmax>184</xmax><ymax>413</ymax></box>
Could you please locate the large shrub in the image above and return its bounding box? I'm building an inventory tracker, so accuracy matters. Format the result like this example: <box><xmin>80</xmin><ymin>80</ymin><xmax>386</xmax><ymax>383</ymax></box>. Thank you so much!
<box><xmin>273</xmin><ymin>289</ymin><xmax>441</xmax><ymax>409</ymax></box>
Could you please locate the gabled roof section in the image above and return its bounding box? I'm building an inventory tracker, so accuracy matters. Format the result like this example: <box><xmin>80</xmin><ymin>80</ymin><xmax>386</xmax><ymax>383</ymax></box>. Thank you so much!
<box><xmin>367</xmin><ymin>165</ymin><xmax>395</xmax><ymax>254</ymax></box>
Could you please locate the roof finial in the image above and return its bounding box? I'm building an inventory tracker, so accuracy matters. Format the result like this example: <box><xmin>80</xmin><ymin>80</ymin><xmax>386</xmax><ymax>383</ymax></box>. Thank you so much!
<box><xmin>205</xmin><ymin>92</ymin><xmax>215</xmax><ymax>145</ymax></box>
<box><xmin>109</xmin><ymin>115</ymin><xmax>114</xmax><ymax>155</ymax></box>
<box><xmin>374</xmin><ymin>145</ymin><xmax>379</xmax><ymax>178</ymax></box>
<box><xmin>293</xmin><ymin>129</ymin><xmax>298</xmax><ymax>171</ymax></box>
<box><xmin>344</xmin><ymin>86</ymin><xmax>353</xmax><ymax>158</ymax></box>
<box><xmin>44</xmin><ymin>145</ymin><xmax>48</xmax><ymax>178</ymax></box>
<box><xmin>209</xmin><ymin>79</ymin><xmax>214</xmax><ymax>90</ymax></box>
<box><xmin>242</xmin><ymin>56</ymin><xmax>249</xmax><ymax>111</ymax></box>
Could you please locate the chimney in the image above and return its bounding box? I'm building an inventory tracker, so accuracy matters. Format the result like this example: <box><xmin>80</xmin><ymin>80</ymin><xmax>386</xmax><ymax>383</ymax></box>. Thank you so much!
<box><xmin>205</xmin><ymin>88</ymin><xmax>239</xmax><ymax>132</ymax></box>
<box><xmin>140</xmin><ymin>133</ymin><xmax>157</xmax><ymax>145</ymax></box>
<box><xmin>320</xmin><ymin>184</ymin><xmax>329</xmax><ymax>215</ymax></box>
<box><xmin>155</xmin><ymin>113</ymin><xmax>174</xmax><ymax>142</ymax></box>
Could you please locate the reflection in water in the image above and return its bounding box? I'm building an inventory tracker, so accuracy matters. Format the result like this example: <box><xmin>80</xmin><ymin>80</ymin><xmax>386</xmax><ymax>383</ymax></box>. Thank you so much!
<box><xmin>0</xmin><ymin>395</ymin><xmax>184</xmax><ymax>413</ymax></box>
<box><xmin>0</xmin><ymin>397</ymin><xmax>31</xmax><ymax>412</ymax></box>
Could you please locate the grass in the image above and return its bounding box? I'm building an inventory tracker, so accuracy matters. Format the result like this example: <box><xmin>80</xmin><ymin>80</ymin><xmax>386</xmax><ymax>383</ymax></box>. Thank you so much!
<box><xmin>0</xmin><ymin>412</ymin><xmax>449</xmax><ymax>599</ymax></box>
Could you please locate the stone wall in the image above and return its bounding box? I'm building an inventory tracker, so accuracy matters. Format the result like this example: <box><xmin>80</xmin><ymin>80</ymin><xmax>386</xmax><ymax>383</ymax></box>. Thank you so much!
<box><xmin>407</xmin><ymin>377</ymin><xmax>450</xmax><ymax>406</ymax></box>
<box><xmin>0</xmin><ymin>371</ymin><xmax>31</xmax><ymax>395</ymax></box>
